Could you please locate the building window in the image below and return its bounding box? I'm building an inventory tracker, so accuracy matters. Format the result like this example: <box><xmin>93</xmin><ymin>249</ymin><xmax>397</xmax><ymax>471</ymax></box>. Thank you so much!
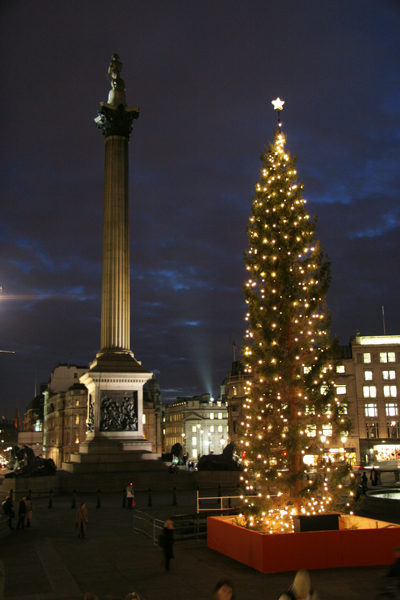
<box><xmin>363</xmin><ymin>386</ymin><xmax>377</xmax><ymax>398</ymax></box>
<box><xmin>218</xmin><ymin>413</ymin><xmax>223</xmax><ymax>419</ymax></box>
<box><xmin>218</xmin><ymin>425</ymin><xmax>223</xmax><ymax>433</ymax></box>
<box><xmin>75</xmin><ymin>434</ymin><xmax>79</xmax><ymax>444</ymax></box>
<box><xmin>364</xmin><ymin>371</ymin><xmax>373</xmax><ymax>381</ymax></box>
<box><xmin>232</xmin><ymin>387</ymin><xmax>238</xmax><ymax>396</ymax></box>
<box><xmin>75</xmin><ymin>415</ymin><xmax>79</xmax><ymax>425</ymax></box>
<box><xmin>336</xmin><ymin>385</ymin><xmax>346</xmax><ymax>395</ymax></box>
<box><xmin>380</xmin><ymin>352</ymin><xmax>396</xmax><ymax>363</ymax></box>
<box><xmin>142</xmin><ymin>414</ymin><xmax>146</xmax><ymax>424</ymax></box>
<box><xmin>322</xmin><ymin>424</ymin><xmax>332</xmax><ymax>437</ymax></box>
<box><xmin>232</xmin><ymin>405</ymin><xmax>237</xmax><ymax>413</ymax></box>
<box><xmin>192</xmin><ymin>437</ymin><xmax>197</xmax><ymax>446</ymax></box>
<box><xmin>365</xmin><ymin>403</ymin><xmax>378</xmax><ymax>417</ymax></box>
<box><xmin>386</xmin><ymin>403</ymin><xmax>399</xmax><ymax>417</ymax></box>
<box><xmin>192</xmin><ymin>449</ymin><xmax>198</xmax><ymax>459</ymax></box>
<box><xmin>76</xmin><ymin>400</ymin><xmax>80</xmax><ymax>406</ymax></box>
<box><xmin>363</xmin><ymin>353</ymin><xmax>371</xmax><ymax>364</ymax></box>
<box><xmin>210</xmin><ymin>413</ymin><xmax>214</xmax><ymax>420</ymax></box>
<box><xmin>233</xmin><ymin>421</ymin><xmax>238</xmax><ymax>433</ymax></box>
<box><xmin>366</xmin><ymin>422</ymin><xmax>379</xmax><ymax>438</ymax></box>
<box><xmin>384</xmin><ymin>386</ymin><xmax>397</xmax><ymax>398</ymax></box>
<box><xmin>306</xmin><ymin>424</ymin><xmax>316</xmax><ymax>437</ymax></box>
<box><xmin>383</xmin><ymin>370</ymin><xmax>396</xmax><ymax>380</ymax></box>
<box><xmin>210</xmin><ymin>425</ymin><xmax>214</xmax><ymax>433</ymax></box>
<box><xmin>305</xmin><ymin>404</ymin><xmax>315</xmax><ymax>415</ymax></box>
<box><xmin>192</xmin><ymin>426</ymin><xmax>197</xmax><ymax>433</ymax></box>
<box><xmin>387</xmin><ymin>421</ymin><xmax>400</xmax><ymax>438</ymax></box>
<box><xmin>336</xmin><ymin>365</ymin><xmax>345</xmax><ymax>374</ymax></box>
<box><xmin>338</xmin><ymin>403</ymin><xmax>348</xmax><ymax>415</ymax></box>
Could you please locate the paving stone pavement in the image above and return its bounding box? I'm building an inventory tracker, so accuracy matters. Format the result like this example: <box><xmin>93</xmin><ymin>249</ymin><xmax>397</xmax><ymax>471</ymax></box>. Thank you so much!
<box><xmin>0</xmin><ymin>489</ymin><xmax>395</xmax><ymax>600</ymax></box>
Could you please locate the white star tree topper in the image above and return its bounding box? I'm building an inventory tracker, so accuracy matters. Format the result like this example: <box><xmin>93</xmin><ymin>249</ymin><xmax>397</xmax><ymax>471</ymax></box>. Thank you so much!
<box><xmin>272</xmin><ymin>97</ymin><xmax>285</xmax><ymax>111</ymax></box>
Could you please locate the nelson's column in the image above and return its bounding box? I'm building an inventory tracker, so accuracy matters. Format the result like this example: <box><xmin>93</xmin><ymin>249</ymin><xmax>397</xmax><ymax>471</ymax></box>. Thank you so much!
<box><xmin>63</xmin><ymin>55</ymin><xmax>157</xmax><ymax>473</ymax></box>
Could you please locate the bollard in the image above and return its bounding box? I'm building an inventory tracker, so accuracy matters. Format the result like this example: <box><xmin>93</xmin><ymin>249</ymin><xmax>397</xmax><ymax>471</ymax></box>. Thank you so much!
<box><xmin>148</xmin><ymin>487</ymin><xmax>152</xmax><ymax>507</ymax></box>
<box><xmin>172</xmin><ymin>486</ymin><xmax>177</xmax><ymax>506</ymax></box>
<box><xmin>96</xmin><ymin>489</ymin><xmax>101</xmax><ymax>509</ymax></box>
<box><xmin>71</xmin><ymin>489</ymin><xmax>76</xmax><ymax>509</ymax></box>
<box><xmin>122</xmin><ymin>488</ymin><xmax>126</xmax><ymax>508</ymax></box>
<box><xmin>48</xmin><ymin>489</ymin><xmax>53</xmax><ymax>509</ymax></box>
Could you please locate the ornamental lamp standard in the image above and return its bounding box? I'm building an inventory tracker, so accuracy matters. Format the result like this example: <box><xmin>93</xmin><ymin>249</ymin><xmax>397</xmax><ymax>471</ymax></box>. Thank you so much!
<box><xmin>220</xmin><ymin>436</ymin><xmax>225</xmax><ymax>449</ymax></box>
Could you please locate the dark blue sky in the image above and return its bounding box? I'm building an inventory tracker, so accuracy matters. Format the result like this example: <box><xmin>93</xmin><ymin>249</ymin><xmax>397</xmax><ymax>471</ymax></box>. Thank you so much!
<box><xmin>1</xmin><ymin>0</ymin><xmax>400</xmax><ymax>419</ymax></box>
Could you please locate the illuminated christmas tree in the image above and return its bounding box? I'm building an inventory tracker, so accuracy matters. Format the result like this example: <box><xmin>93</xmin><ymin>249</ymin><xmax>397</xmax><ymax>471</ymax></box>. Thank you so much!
<box><xmin>238</xmin><ymin>99</ymin><xmax>355</xmax><ymax>533</ymax></box>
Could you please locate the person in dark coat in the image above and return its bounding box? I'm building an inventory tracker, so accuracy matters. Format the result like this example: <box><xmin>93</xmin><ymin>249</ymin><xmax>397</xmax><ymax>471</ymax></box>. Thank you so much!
<box><xmin>162</xmin><ymin>519</ymin><xmax>174</xmax><ymax>571</ymax></box>
<box><xmin>370</xmin><ymin>467</ymin><xmax>378</xmax><ymax>486</ymax></box>
<box><xmin>361</xmin><ymin>471</ymin><xmax>368</xmax><ymax>493</ymax></box>
<box><xmin>16</xmin><ymin>497</ymin><xmax>27</xmax><ymax>530</ymax></box>
<box><xmin>2</xmin><ymin>496</ymin><xmax>15</xmax><ymax>529</ymax></box>
<box><xmin>76</xmin><ymin>503</ymin><xmax>88</xmax><ymax>539</ymax></box>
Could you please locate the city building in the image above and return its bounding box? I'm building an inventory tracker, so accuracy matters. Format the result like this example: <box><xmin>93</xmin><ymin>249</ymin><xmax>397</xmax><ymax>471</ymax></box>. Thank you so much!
<box><xmin>222</xmin><ymin>334</ymin><xmax>400</xmax><ymax>466</ymax></box>
<box><xmin>163</xmin><ymin>393</ymin><xmax>229</xmax><ymax>460</ymax></box>
<box><xmin>19</xmin><ymin>390</ymin><xmax>45</xmax><ymax>456</ymax></box>
<box><xmin>338</xmin><ymin>334</ymin><xmax>400</xmax><ymax>465</ymax></box>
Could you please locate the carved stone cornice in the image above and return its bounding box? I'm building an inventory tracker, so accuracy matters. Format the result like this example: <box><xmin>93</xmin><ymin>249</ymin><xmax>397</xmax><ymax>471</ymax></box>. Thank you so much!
<box><xmin>95</xmin><ymin>103</ymin><xmax>139</xmax><ymax>139</ymax></box>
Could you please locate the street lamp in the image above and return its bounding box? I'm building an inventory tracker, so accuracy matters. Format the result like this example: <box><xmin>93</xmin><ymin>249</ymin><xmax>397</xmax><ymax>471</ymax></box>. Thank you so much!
<box><xmin>220</xmin><ymin>436</ymin><xmax>225</xmax><ymax>449</ymax></box>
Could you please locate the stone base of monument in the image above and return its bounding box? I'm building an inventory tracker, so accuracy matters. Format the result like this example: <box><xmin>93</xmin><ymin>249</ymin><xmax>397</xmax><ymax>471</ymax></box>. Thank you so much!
<box><xmin>207</xmin><ymin>514</ymin><xmax>400</xmax><ymax>573</ymax></box>
<box><xmin>62</xmin><ymin>437</ymin><xmax>163</xmax><ymax>474</ymax></box>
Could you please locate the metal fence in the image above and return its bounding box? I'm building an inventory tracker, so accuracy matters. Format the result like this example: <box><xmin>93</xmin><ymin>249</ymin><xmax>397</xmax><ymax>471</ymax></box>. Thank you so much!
<box><xmin>132</xmin><ymin>510</ymin><xmax>207</xmax><ymax>544</ymax></box>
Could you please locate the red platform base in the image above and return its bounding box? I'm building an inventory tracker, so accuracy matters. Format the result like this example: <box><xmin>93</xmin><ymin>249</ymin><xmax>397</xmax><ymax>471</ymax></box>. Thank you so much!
<box><xmin>207</xmin><ymin>514</ymin><xmax>400</xmax><ymax>573</ymax></box>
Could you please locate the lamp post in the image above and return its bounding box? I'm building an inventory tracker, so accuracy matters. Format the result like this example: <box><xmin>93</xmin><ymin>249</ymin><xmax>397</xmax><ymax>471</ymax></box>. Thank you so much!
<box><xmin>196</xmin><ymin>423</ymin><xmax>201</xmax><ymax>460</ymax></box>
<box><xmin>220</xmin><ymin>436</ymin><xmax>225</xmax><ymax>450</ymax></box>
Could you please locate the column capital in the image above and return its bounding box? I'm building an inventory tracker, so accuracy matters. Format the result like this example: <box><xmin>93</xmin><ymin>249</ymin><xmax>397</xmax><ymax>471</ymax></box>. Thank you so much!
<box><xmin>95</xmin><ymin>103</ymin><xmax>139</xmax><ymax>139</ymax></box>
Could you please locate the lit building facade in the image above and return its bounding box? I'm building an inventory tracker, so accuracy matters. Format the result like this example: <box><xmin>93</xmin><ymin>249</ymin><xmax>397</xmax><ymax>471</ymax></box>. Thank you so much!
<box><xmin>223</xmin><ymin>334</ymin><xmax>400</xmax><ymax>466</ymax></box>
<box><xmin>163</xmin><ymin>393</ymin><xmax>229</xmax><ymax>460</ymax></box>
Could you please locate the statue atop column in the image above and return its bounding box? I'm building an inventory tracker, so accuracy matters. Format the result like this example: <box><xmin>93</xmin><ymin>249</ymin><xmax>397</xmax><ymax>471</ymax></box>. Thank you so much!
<box><xmin>95</xmin><ymin>53</ymin><xmax>140</xmax><ymax>138</ymax></box>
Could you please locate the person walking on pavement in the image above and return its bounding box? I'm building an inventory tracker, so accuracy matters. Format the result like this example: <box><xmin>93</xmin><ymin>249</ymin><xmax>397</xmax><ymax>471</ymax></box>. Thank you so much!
<box><xmin>161</xmin><ymin>519</ymin><xmax>174</xmax><ymax>571</ymax></box>
<box><xmin>2</xmin><ymin>496</ymin><xmax>15</xmax><ymax>529</ymax></box>
<box><xmin>76</xmin><ymin>502</ymin><xmax>88</xmax><ymax>539</ymax></box>
<box><xmin>16</xmin><ymin>497</ymin><xmax>27</xmax><ymax>530</ymax></box>
<box><xmin>25</xmin><ymin>496</ymin><xmax>33</xmax><ymax>528</ymax></box>
<box><xmin>278</xmin><ymin>570</ymin><xmax>319</xmax><ymax>600</ymax></box>
<box><xmin>370</xmin><ymin>466</ymin><xmax>378</xmax><ymax>487</ymax></box>
<box><xmin>126</xmin><ymin>483</ymin><xmax>135</xmax><ymax>509</ymax></box>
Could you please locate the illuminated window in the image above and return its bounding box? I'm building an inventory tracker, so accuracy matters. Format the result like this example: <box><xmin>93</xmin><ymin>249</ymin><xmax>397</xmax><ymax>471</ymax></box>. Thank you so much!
<box><xmin>338</xmin><ymin>404</ymin><xmax>348</xmax><ymax>415</ymax></box>
<box><xmin>75</xmin><ymin>434</ymin><xmax>79</xmax><ymax>444</ymax></box>
<box><xmin>387</xmin><ymin>422</ymin><xmax>400</xmax><ymax>438</ymax></box>
<box><xmin>304</xmin><ymin>366</ymin><xmax>311</xmax><ymax>374</ymax></box>
<box><xmin>210</xmin><ymin>425</ymin><xmax>214</xmax><ymax>433</ymax></box>
<box><xmin>218</xmin><ymin>413</ymin><xmax>223</xmax><ymax>419</ymax></box>
<box><xmin>192</xmin><ymin>426</ymin><xmax>197</xmax><ymax>433</ymax></box>
<box><xmin>383</xmin><ymin>370</ymin><xmax>396</xmax><ymax>380</ymax></box>
<box><xmin>76</xmin><ymin>400</ymin><xmax>80</xmax><ymax>406</ymax></box>
<box><xmin>192</xmin><ymin>449</ymin><xmax>198</xmax><ymax>459</ymax></box>
<box><xmin>210</xmin><ymin>413</ymin><xmax>214</xmax><ymax>420</ymax></box>
<box><xmin>363</xmin><ymin>353</ymin><xmax>371</xmax><ymax>364</ymax></box>
<box><xmin>380</xmin><ymin>352</ymin><xmax>396</xmax><ymax>363</ymax></box>
<box><xmin>384</xmin><ymin>386</ymin><xmax>397</xmax><ymax>398</ymax></box>
<box><xmin>385</xmin><ymin>403</ymin><xmax>399</xmax><ymax>417</ymax></box>
<box><xmin>142</xmin><ymin>414</ymin><xmax>146</xmax><ymax>424</ymax></box>
<box><xmin>306</xmin><ymin>424</ymin><xmax>316</xmax><ymax>437</ymax></box>
<box><xmin>232</xmin><ymin>387</ymin><xmax>238</xmax><ymax>396</ymax></box>
<box><xmin>363</xmin><ymin>386</ymin><xmax>376</xmax><ymax>398</ymax></box>
<box><xmin>305</xmin><ymin>404</ymin><xmax>315</xmax><ymax>415</ymax></box>
<box><xmin>364</xmin><ymin>371</ymin><xmax>373</xmax><ymax>381</ymax></box>
<box><xmin>336</xmin><ymin>365</ymin><xmax>345</xmax><ymax>374</ymax></box>
<box><xmin>322</xmin><ymin>424</ymin><xmax>332</xmax><ymax>437</ymax></box>
<box><xmin>75</xmin><ymin>415</ymin><xmax>79</xmax><ymax>425</ymax></box>
<box><xmin>366</xmin><ymin>422</ymin><xmax>379</xmax><ymax>438</ymax></box>
<box><xmin>218</xmin><ymin>425</ymin><xmax>223</xmax><ymax>433</ymax></box>
<box><xmin>192</xmin><ymin>437</ymin><xmax>197</xmax><ymax>446</ymax></box>
<box><xmin>320</xmin><ymin>385</ymin><xmax>328</xmax><ymax>395</ymax></box>
<box><xmin>365</xmin><ymin>403</ymin><xmax>378</xmax><ymax>417</ymax></box>
<box><xmin>336</xmin><ymin>385</ymin><xmax>346</xmax><ymax>395</ymax></box>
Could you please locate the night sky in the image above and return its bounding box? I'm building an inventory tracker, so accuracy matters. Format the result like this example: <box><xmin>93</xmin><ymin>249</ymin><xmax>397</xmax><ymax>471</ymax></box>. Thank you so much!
<box><xmin>1</xmin><ymin>0</ymin><xmax>400</xmax><ymax>419</ymax></box>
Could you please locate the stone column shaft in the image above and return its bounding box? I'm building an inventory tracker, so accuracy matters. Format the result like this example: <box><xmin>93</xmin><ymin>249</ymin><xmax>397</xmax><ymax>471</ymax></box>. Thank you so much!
<box><xmin>101</xmin><ymin>135</ymin><xmax>130</xmax><ymax>352</ymax></box>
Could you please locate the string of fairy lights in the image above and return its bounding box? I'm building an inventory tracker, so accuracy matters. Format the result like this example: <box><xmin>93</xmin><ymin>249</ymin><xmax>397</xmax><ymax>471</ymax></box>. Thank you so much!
<box><xmin>236</xmin><ymin>99</ymin><xmax>356</xmax><ymax>534</ymax></box>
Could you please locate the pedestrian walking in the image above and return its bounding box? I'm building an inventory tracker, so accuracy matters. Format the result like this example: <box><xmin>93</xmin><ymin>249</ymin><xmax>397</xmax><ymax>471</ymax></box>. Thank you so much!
<box><xmin>126</xmin><ymin>483</ymin><xmax>135</xmax><ymax>509</ymax></box>
<box><xmin>361</xmin><ymin>471</ymin><xmax>368</xmax><ymax>493</ymax></box>
<box><xmin>161</xmin><ymin>519</ymin><xmax>174</xmax><ymax>571</ymax></box>
<box><xmin>16</xmin><ymin>497</ymin><xmax>27</xmax><ymax>530</ymax></box>
<box><xmin>25</xmin><ymin>496</ymin><xmax>33</xmax><ymax>528</ymax></box>
<box><xmin>278</xmin><ymin>570</ymin><xmax>319</xmax><ymax>600</ymax></box>
<box><xmin>370</xmin><ymin>467</ymin><xmax>378</xmax><ymax>487</ymax></box>
<box><xmin>212</xmin><ymin>579</ymin><xmax>235</xmax><ymax>600</ymax></box>
<box><xmin>76</xmin><ymin>503</ymin><xmax>88</xmax><ymax>539</ymax></box>
<box><xmin>2</xmin><ymin>496</ymin><xmax>15</xmax><ymax>530</ymax></box>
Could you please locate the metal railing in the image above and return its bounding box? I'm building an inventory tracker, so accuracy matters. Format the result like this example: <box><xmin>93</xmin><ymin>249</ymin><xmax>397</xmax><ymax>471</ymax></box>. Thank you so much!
<box><xmin>132</xmin><ymin>510</ymin><xmax>207</xmax><ymax>543</ymax></box>
<box><xmin>196</xmin><ymin>491</ymin><xmax>259</xmax><ymax>513</ymax></box>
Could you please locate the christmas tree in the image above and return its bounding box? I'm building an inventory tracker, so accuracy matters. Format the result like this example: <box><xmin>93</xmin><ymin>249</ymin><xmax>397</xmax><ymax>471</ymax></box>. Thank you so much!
<box><xmin>238</xmin><ymin>99</ymin><xmax>355</xmax><ymax>534</ymax></box>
